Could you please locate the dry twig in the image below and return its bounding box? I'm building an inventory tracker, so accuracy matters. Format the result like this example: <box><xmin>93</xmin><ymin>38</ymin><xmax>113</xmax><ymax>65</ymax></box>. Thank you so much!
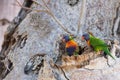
<box><xmin>42</xmin><ymin>0</ymin><xmax>71</xmax><ymax>34</ymax></box>
<box><xmin>16</xmin><ymin>0</ymin><xmax>72</xmax><ymax>34</ymax></box>
<box><xmin>77</xmin><ymin>0</ymin><xmax>86</xmax><ymax>35</ymax></box>
<box><xmin>16</xmin><ymin>0</ymin><xmax>48</xmax><ymax>13</ymax></box>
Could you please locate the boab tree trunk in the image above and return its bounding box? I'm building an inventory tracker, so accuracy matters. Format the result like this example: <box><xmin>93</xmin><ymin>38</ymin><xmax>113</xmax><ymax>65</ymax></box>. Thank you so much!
<box><xmin>0</xmin><ymin>0</ymin><xmax>120</xmax><ymax>80</ymax></box>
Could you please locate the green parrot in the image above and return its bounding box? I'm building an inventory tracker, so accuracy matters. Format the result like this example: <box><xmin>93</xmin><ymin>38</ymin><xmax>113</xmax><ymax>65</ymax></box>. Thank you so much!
<box><xmin>82</xmin><ymin>33</ymin><xmax>115</xmax><ymax>60</ymax></box>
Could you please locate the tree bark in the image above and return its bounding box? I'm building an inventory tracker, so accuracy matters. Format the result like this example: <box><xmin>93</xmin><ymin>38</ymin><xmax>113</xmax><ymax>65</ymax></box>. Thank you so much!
<box><xmin>0</xmin><ymin>0</ymin><xmax>120</xmax><ymax>80</ymax></box>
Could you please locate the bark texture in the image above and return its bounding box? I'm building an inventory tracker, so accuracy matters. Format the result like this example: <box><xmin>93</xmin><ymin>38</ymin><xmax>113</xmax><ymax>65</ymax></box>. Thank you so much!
<box><xmin>0</xmin><ymin>0</ymin><xmax>120</xmax><ymax>80</ymax></box>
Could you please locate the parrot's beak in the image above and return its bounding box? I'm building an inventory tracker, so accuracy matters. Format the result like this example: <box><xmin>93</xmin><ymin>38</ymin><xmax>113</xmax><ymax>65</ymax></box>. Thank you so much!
<box><xmin>81</xmin><ymin>36</ymin><xmax>85</xmax><ymax>41</ymax></box>
<box><xmin>62</xmin><ymin>38</ymin><xmax>65</xmax><ymax>42</ymax></box>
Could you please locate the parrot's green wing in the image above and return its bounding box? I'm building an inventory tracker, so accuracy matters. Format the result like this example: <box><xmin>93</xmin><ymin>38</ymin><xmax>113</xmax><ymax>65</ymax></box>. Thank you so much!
<box><xmin>89</xmin><ymin>35</ymin><xmax>108</xmax><ymax>50</ymax></box>
<box><xmin>89</xmin><ymin>35</ymin><xmax>115</xmax><ymax>60</ymax></box>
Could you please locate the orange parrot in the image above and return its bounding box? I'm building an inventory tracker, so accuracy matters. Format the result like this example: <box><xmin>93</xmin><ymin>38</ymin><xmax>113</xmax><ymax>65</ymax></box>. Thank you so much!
<box><xmin>62</xmin><ymin>35</ymin><xmax>79</xmax><ymax>56</ymax></box>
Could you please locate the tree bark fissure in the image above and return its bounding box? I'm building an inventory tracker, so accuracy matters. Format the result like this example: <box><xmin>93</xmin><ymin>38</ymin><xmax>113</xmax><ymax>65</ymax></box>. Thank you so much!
<box><xmin>0</xmin><ymin>0</ymin><xmax>34</xmax><ymax>79</ymax></box>
<box><xmin>0</xmin><ymin>0</ymin><xmax>34</xmax><ymax>57</ymax></box>
<box><xmin>112</xmin><ymin>3</ymin><xmax>120</xmax><ymax>36</ymax></box>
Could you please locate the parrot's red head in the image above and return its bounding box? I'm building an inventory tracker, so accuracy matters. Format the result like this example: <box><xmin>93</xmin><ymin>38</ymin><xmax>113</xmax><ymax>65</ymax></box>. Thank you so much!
<box><xmin>82</xmin><ymin>33</ymin><xmax>90</xmax><ymax>41</ymax></box>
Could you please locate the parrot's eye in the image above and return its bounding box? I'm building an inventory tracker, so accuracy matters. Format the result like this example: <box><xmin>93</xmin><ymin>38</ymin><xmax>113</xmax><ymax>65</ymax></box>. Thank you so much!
<box><xmin>82</xmin><ymin>33</ymin><xmax>90</xmax><ymax>41</ymax></box>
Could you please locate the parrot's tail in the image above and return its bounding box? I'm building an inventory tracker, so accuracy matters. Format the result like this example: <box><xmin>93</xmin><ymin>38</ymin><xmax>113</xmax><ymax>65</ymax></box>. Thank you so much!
<box><xmin>105</xmin><ymin>51</ymin><xmax>115</xmax><ymax>60</ymax></box>
<box><xmin>109</xmin><ymin>53</ymin><xmax>115</xmax><ymax>60</ymax></box>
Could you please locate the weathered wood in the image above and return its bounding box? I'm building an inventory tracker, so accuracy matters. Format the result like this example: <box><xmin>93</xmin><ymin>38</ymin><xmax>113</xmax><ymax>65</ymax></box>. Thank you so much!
<box><xmin>1</xmin><ymin>0</ymin><xmax>120</xmax><ymax>80</ymax></box>
<box><xmin>0</xmin><ymin>0</ymin><xmax>34</xmax><ymax>57</ymax></box>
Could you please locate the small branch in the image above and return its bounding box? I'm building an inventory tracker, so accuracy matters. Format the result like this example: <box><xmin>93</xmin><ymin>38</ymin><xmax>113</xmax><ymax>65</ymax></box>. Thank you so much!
<box><xmin>59</xmin><ymin>66</ymin><xmax>69</xmax><ymax>80</ymax></box>
<box><xmin>77</xmin><ymin>0</ymin><xmax>86</xmax><ymax>35</ymax></box>
<box><xmin>16</xmin><ymin>0</ymin><xmax>32</xmax><ymax>10</ymax></box>
<box><xmin>16</xmin><ymin>0</ymin><xmax>72</xmax><ymax>34</ymax></box>
<box><xmin>16</xmin><ymin>0</ymin><xmax>48</xmax><ymax>13</ymax></box>
<box><xmin>77</xmin><ymin>18</ymin><xmax>81</xmax><ymax>34</ymax></box>
<box><xmin>41</xmin><ymin>0</ymin><xmax>72</xmax><ymax>34</ymax></box>
<box><xmin>16</xmin><ymin>0</ymin><xmax>33</xmax><ymax>10</ymax></box>
<box><xmin>42</xmin><ymin>0</ymin><xmax>50</xmax><ymax>10</ymax></box>
<box><xmin>51</xmin><ymin>14</ymin><xmax>72</xmax><ymax>34</ymax></box>
<box><xmin>32</xmin><ymin>0</ymin><xmax>43</xmax><ymax>7</ymax></box>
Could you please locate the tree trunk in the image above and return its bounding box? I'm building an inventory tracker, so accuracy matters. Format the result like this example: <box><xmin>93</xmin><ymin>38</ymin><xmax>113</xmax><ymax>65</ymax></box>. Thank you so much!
<box><xmin>0</xmin><ymin>0</ymin><xmax>22</xmax><ymax>51</ymax></box>
<box><xmin>0</xmin><ymin>0</ymin><xmax>120</xmax><ymax>80</ymax></box>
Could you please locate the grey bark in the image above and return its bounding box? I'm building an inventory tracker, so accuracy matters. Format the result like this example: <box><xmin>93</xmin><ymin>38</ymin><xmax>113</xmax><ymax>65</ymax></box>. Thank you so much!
<box><xmin>0</xmin><ymin>0</ymin><xmax>120</xmax><ymax>80</ymax></box>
